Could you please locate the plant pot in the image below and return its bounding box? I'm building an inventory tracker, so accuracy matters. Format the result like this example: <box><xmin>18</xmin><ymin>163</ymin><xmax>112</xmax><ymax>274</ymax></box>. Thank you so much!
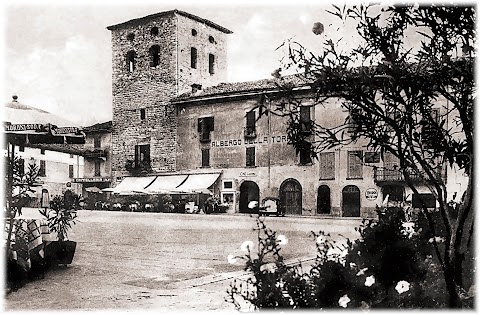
<box><xmin>44</xmin><ymin>240</ymin><xmax>77</xmax><ymax>265</ymax></box>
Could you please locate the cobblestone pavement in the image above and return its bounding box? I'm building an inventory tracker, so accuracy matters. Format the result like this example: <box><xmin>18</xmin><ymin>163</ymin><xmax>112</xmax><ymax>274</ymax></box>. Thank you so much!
<box><xmin>5</xmin><ymin>209</ymin><xmax>361</xmax><ymax>311</ymax></box>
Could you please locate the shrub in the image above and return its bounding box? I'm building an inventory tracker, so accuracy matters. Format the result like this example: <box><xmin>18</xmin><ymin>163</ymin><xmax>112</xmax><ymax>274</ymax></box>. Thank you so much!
<box><xmin>227</xmin><ymin>203</ymin><xmax>468</xmax><ymax>310</ymax></box>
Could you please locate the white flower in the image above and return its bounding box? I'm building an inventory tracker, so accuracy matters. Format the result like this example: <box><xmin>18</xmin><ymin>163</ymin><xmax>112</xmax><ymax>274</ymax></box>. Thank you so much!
<box><xmin>365</xmin><ymin>275</ymin><xmax>375</xmax><ymax>287</ymax></box>
<box><xmin>338</xmin><ymin>294</ymin><xmax>351</xmax><ymax>308</ymax></box>
<box><xmin>401</xmin><ymin>222</ymin><xmax>416</xmax><ymax>238</ymax></box>
<box><xmin>395</xmin><ymin>280</ymin><xmax>410</xmax><ymax>294</ymax></box>
<box><xmin>316</xmin><ymin>235</ymin><xmax>325</xmax><ymax>245</ymax></box>
<box><xmin>356</xmin><ymin>267</ymin><xmax>368</xmax><ymax>276</ymax></box>
<box><xmin>429</xmin><ymin>236</ymin><xmax>445</xmax><ymax>243</ymax></box>
<box><xmin>240</xmin><ymin>240</ymin><xmax>254</xmax><ymax>252</ymax></box>
<box><xmin>227</xmin><ymin>254</ymin><xmax>237</xmax><ymax>264</ymax></box>
<box><xmin>277</xmin><ymin>234</ymin><xmax>288</xmax><ymax>245</ymax></box>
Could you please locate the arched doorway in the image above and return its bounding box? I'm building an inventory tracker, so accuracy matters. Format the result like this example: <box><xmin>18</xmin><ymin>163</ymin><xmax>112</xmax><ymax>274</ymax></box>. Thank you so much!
<box><xmin>239</xmin><ymin>181</ymin><xmax>260</xmax><ymax>213</ymax></box>
<box><xmin>279</xmin><ymin>179</ymin><xmax>302</xmax><ymax>215</ymax></box>
<box><xmin>317</xmin><ymin>185</ymin><xmax>331</xmax><ymax>214</ymax></box>
<box><xmin>342</xmin><ymin>185</ymin><xmax>360</xmax><ymax>217</ymax></box>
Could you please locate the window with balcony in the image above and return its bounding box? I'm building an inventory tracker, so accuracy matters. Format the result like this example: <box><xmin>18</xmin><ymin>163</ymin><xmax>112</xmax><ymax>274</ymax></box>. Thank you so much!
<box><xmin>319</xmin><ymin>152</ymin><xmax>335</xmax><ymax>180</ymax></box>
<box><xmin>198</xmin><ymin>117</ymin><xmax>214</xmax><ymax>142</ymax></box>
<box><xmin>245</xmin><ymin>110</ymin><xmax>256</xmax><ymax>138</ymax></box>
<box><xmin>94</xmin><ymin>160</ymin><xmax>101</xmax><ymax>176</ymax></box>
<box><xmin>134</xmin><ymin>144</ymin><xmax>150</xmax><ymax>168</ymax></box>
<box><xmin>201</xmin><ymin>148</ymin><xmax>210</xmax><ymax>167</ymax></box>
<box><xmin>246</xmin><ymin>147</ymin><xmax>255</xmax><ymax>167</ymax></box>
<box><xmin>347</xmin><ymin>151</ymin><xmax>363</xmax><ymax>179</ymax></box>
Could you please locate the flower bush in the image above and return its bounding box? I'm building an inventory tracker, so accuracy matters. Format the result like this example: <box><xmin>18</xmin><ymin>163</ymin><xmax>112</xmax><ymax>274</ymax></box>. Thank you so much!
<box><xmin>227</xmin><ymin>204</ymin><xmax>474</xmax><ymax>310</ymax></box>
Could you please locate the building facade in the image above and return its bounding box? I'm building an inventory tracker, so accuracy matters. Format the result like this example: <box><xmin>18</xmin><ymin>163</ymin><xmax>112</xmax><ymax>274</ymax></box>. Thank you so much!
<box><xmin>74</xmin><ymin>121</ymin><xmax>112</xmax><ymax>192</ymax></box>
<box><xmin>107</xmin><ymin>9</ymin><xmax>466</xmax><ymax>217</ymax></box>
<box><xmin>12</xmin><ymin>144</ymin><xmax>84</xmax><ymax>206</ymax></box>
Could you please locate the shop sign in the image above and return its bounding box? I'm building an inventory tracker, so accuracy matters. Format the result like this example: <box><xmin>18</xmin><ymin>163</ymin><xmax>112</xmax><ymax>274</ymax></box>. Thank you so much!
<box><xmin>72</xmin><ymin>177</ymin><xmax>111</xmax><ymax>183</ymax></box>
<box><xmin>365</xmin><ymin>188</ymin><xmax>378</xmax><ymax>201</ymax></box>
<box><xmin>239</xmin><ymin>171</ymin><xmax>256</xmax><ymax>177</ymax></box>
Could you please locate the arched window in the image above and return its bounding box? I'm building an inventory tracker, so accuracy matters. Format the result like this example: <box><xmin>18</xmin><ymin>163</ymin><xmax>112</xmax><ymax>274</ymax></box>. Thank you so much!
<box><xmin>126</xmin><ymin>50</ymin><xmax>136</xmax><ymax>73</ymax></box>
<box><xmin>150</xmin><ymin>27</ymin><xmax>159</xmax><ymax>36</ymax></box>
<box><xmin>149</xmin><ymin>45</ymin><xmax>160</xmax><ymax>67</ymax></box>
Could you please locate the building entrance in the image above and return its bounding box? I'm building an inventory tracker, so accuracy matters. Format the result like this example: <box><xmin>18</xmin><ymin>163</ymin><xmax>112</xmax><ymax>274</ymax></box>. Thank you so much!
<box><xmin>342</xmin><ymin>185</ymin><xmax>360</xmax><ymax>217</ymax></box>
<box><xmin>280</xmin><ymin>179</ymin><xmax>302</xmax><ymax>215</ymax></box>
<box><xmin>317</xmin><ymin>185</ymin><xmax>331</xmax><ymax>214</ymax></box>
<box><xmin>239</xmin><ymin>181</ymin><xmax>259</xmax><ymax>213</ymax></box>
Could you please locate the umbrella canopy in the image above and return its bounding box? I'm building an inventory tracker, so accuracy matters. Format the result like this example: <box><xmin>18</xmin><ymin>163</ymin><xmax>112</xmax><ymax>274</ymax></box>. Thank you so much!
<box><xmin>4</xmin><ymin>95</ymin><xmax>85</xmax><ymax>145</ymax></box>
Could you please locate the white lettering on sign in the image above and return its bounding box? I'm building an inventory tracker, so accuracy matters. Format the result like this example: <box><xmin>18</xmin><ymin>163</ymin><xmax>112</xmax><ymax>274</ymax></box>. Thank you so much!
<box><xmin>5</xmin><ymin>123</ymin><xmax>44</xmax><ymax>132</ymax></box>
<box><xmin>211</xmin><ymin>135</ymin><xmax>288</xmax><ymax>148</ymax></box>
<box><xmin>239</xmin><ymin>171</ymin><xmax>256</xmax><ymax>177</ymax></box>
<box><xmin>365</xmin><ymin>188</ymin><xmax>378</xmax><ymax>201</ymax></box>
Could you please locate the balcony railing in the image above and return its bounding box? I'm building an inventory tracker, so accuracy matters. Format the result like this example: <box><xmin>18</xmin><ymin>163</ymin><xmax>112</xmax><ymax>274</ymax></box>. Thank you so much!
<box><xmin>83</xmin><ymin>149</ymin><xmax>107</xmax><ymax>159</ymax></box>
<box><xmin>244</xmin><ymin>127</ymin><xmax>257</xmax><ymax>138</ymax></box>
<box><xmin>374</xmin><ymin>167</ymin><xmax>424</xmax><ymax>183</ymax></box>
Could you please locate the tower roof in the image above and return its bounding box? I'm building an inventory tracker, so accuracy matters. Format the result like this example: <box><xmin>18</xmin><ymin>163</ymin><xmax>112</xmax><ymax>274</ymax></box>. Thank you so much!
<box><xmin>106</xmin><ymin>9</ymin><xmax>233</xmax><ymax>34</ymax></box>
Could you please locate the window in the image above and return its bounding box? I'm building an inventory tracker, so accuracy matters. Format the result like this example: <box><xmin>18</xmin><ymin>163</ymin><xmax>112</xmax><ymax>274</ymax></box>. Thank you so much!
<box><xmin>299</xmin><ymin>106</ymin><xmax>312</xmax><ymax>134</ymax></box>
<box><xmin>421</xmin><ymin>108</ymin><xmax>440</xmax><ymax>147</ymax></box>
<box><xmin>93</xmin><ymin>135</ymin><xmax>101</xmax><ymax>148</ymax></box>
<box><xmin>246</xmin><ymin>147</ymin><xmax>255</xmax><ymax>167</ymax></box>
<box><xmin>94</xmin><ymin>160</ymin><xmax>101</xmax><ymax>176</ymax></box>
<box><xmin>299</xmin><ymin>150</ymin><xmax>312</xmax><ymax>165</ymax></box>
<box><xmin>191</xmin><ymin>29</ymin><xmax>197</xmax><ymax>36</ymax></box>
<box><xmin>134</xmin><ymin>144</ymin><xmax>150</xmax><ymax>168</ymax></box>
<box><xmin>18</xmin><ymin>158</ymin><xmax>25</xmax><ymax>175</ymax></box>
<box><xmin>39</xmin><ymin>160</ymin><xmax>46</xmax><ymax>177</ymax></box>
<box><xmin>69</xmin><ymin>165</ymin><xmax>74</xmax><ymax>178</ymax></box>
<box><xmin>245</xmin><ymin>110</ymin><xmax>256</xmax><ymax>137</ymax></box>
<box><xmin>201</xmin><ymin>148</ymin><xmax>210</xmax><ymax>167</ymax></box>
<box><xmin>209</xmin><ymin>54</ymin><xmax>215</xmax><ymax>74</ymax></box>
<box><xmin>347</xmin><ymin>151</ymin><xmax>363</xmax><ymax>179</ymax></box>
<box><xmin>348</xmin><ymin>108</ymin><xmax>362</xmax><ymax>134</ymax></box>
<box><xmin>223</xmin><ymin>180</ymin><xmax>233</xmax><ymax>189</ymax></box>
<box><xmin>150</xmin><ymin>27</ymin><xmax>159</xmax><ymax>36</ymax></box>
<box><xmin>382</xmin><ymin>185</ymin><xmax>404</xmax><ymax>202</ymax></box>
<box><xmin>412</xmin><ymin>193</ymin><xmax>436</xmax><ymax>208</ymax></box>
<box><xmin>198</xmin><ymin>117</ymin><xmax>214</xmax><ymax>142</ymax></box>
<box><xmin>19</xmin><ymin>146</ymin><xmax>25</xmax><ymax>152</ymax></box>
<box><xmin>40</xmin><ymin>149</ymin><xmax>45</xmax><ymax>155</ymax></box>
<box><xmin>319</xmin><ymin>152</ymin><xmax>335</xmax><ymax>180</ymax></box>
<box><xmin>149</xmin><ymin>45</ymin><xmax>160</xmax><ymax>67</ymax></box>
<box><xmin>191</xmin><ymin>47</ymin><xmax>197</xmax><ymax>69</ymax></box>
<box><xmin>126</xmin><ymin>50</ymin><xmax>136</xmax><ymax>72</ymax></box>
<box><xmin>364</xmin><ymin>152</ymin><xmax>380</xmax><ymax>163</ymax></box>
<box><xmin>140</xmin><ymin>108</ymin><xmax>146</xmax><ymax>120</ymax></box>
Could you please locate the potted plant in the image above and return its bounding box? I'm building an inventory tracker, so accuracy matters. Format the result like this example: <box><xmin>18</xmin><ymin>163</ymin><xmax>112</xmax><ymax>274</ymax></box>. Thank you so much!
<box><xmin>39</xmin><ymin>192</ymin><xmax>78</xmax><ymax>265</ymax></box>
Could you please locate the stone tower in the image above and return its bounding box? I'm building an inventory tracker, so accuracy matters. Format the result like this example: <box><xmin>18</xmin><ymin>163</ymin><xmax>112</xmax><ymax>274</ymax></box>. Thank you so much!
<box><xmin>107</xmin><ymin>10</ymin><xmax>232</xmax><ymax>183</ymax></box>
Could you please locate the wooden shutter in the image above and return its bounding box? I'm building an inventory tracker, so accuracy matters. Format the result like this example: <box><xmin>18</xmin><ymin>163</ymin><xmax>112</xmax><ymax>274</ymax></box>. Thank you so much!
<box><xmin>348</xmin><ymin>151</ymin><xmax>363</xmax><ymax>179</ymax></box>
<box><xmin>319</xmin><ymin>152</ymin><xmax>335</xmax><ymax>179</ymax></box>
<box><xmin>201</xmin><ymin>148</ymin><xmax>210</xmax><ymax>167</ymax></box>
<box><xmin>246</xmin><ymin>147</ymin><xmax>255</xmax><ymax>167</ymax></box>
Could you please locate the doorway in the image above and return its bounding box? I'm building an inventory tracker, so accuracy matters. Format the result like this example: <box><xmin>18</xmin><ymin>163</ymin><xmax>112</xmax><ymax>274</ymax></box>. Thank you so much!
<box><xmin>342</xmin><ymin>185</ymin><xmax>360</xmax><ymax>217</ymax></box>
<box><xmin>239</xmin><ymin>181</ymin><xmax>260</xmax><ymax>213</ymax></box>
<box><xmin>317</xmin><ymin>185</ymin><xmax>331</xmax><ymax>214</ymax></box>
<box><xmin>279</xmin><ymin>179</ymin><xmax>302</xmax><ymax>215</ymax></box>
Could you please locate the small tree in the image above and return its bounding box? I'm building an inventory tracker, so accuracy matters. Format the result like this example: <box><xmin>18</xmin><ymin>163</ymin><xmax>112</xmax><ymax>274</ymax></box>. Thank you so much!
<box><xmin>253</xmin><ymin>3</ymin><xmax>474</xmax><ymax>307</ymax></box>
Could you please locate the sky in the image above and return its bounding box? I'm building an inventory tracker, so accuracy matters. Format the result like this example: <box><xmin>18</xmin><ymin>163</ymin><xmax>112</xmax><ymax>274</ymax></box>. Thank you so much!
<box><xmin>2</xmin><ymin>0</ymin><xmax>367</xmax><ymax>127</ymax></box>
